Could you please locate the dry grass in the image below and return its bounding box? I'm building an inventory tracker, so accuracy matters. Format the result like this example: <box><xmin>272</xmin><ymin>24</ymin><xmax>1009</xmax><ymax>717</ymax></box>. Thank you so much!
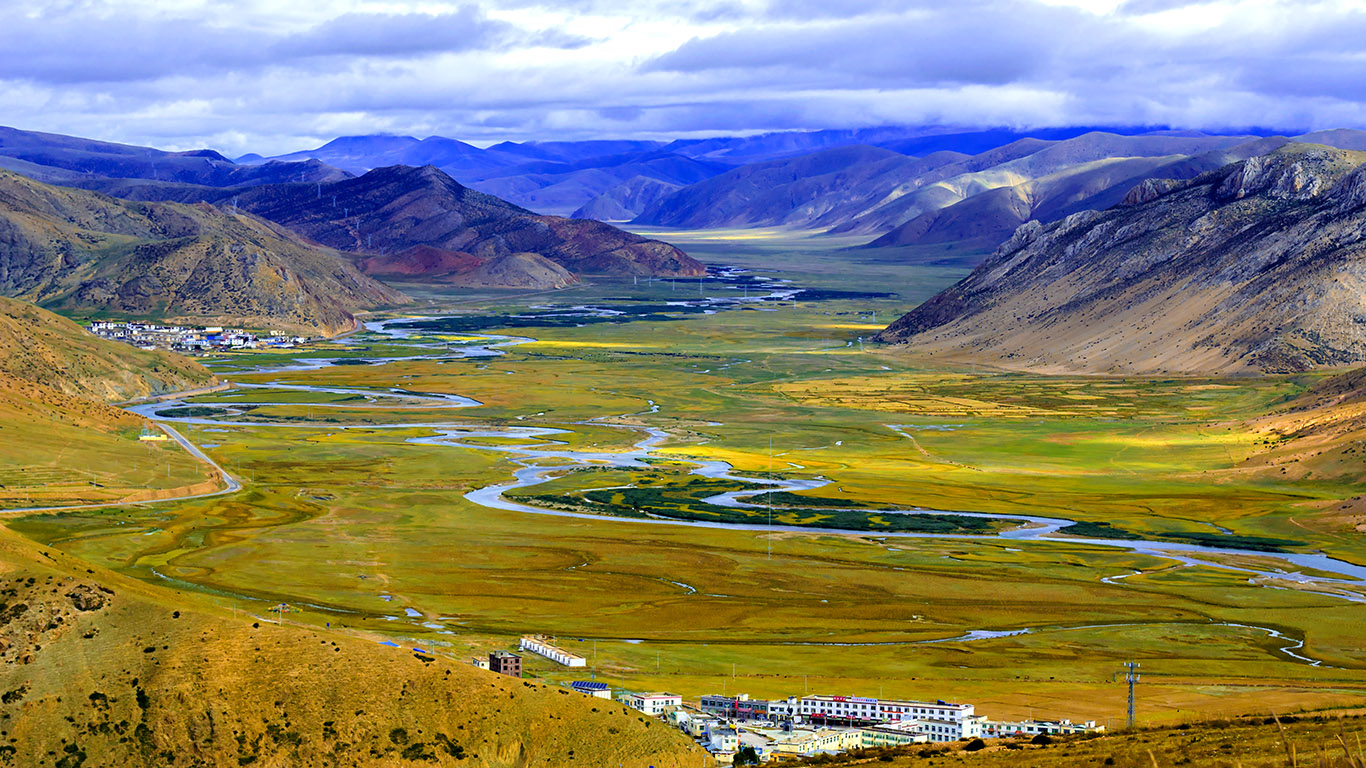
<box><xmin>794</xmin><ymin>713</ymin><xmax>1366</xmax><ymax>767</ymax></box>
<box><xmin>0</xmin><ymin>523</ymin><xmax>703</xmax><ymax>768</ymax></box>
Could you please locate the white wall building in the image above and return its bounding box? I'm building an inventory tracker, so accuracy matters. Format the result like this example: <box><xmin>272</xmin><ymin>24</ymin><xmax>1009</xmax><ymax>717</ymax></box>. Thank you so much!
<box><xmin>520</xmin><ymin>635</ymin><xmax>587</xmax><ymax>667</ymax></box>
<box><xmin>764</xmin><ymin>695</ymin><xmax>982</xmax><ymax>741</ymax></box>
<box><xmin>982</xmin><ymin>719</ymin><xmax>1103</xmax><ymax>738</ymax></box>
<box><xmin>624</xmin><ymin>692</ymin><xmax>682</xmax><ymax>717</ymax></box>
<box><xmin>568</xmin><ymin>681</ymin><xmax>611</xmax><ymax>698</ymax></box>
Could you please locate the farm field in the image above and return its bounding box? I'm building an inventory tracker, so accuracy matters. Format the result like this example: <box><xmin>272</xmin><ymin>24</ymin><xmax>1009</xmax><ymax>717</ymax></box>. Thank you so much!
<box><xmin>8</xmin><ymin>230</ymin><xmax>1366</xmax><ymax>730</ymax></box>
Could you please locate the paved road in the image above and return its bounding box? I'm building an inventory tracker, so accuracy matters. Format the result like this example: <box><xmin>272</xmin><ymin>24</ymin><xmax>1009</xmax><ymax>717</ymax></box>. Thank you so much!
<box><xmin>0</xmin><ymin>416</ymin><xmax>240</xmax><ymax>516</ymax></box>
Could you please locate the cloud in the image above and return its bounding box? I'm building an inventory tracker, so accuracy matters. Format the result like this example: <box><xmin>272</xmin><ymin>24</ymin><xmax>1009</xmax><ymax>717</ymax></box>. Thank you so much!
<box><xmin>274</xmin><ymin>9</ymin><xmax>519</xmax><ymax>59</ymax></box>
<box><xmin>645</xmin><ymin>6</ymin><xmax>1072</xmax><ymax>86</ymax></box>
<box><xmin>0</xmin><ymin>3</ymin><xmax>571</xmax><ymax>85</ymax></box>
<box><xmin>0</xmin><ymin>0</ymin><xmax>1363</xmax><ymax>155</ymax></box>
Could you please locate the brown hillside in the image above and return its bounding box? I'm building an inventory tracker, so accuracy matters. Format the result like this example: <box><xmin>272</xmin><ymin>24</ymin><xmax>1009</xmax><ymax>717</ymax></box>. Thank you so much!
<box><xmin>789</xmin><ymin>712</ymin><xmax>1366</xmax><ymax>768</ymax></box>
<box><xmin>0</xmin><ymin>297</ymin><xmax>221</xmax><ymax>508</ymax></box>
<box><xmin>357</xmin><ymin>246</ymin><xmax>578</xmax><ymax>290</ymax></box>
<box><xmin>877</xmin><ymin>145</ymin><xmax>1366</xmax><ymax>374</ymax></box>
<box><xmin>0</xmin><ymin>295</ymin><xmax>212</xmax><ymax>403</ymax></box>
<box><xmin>118</xmin><ymin>165</ymin><xmax>704</xmax><ymax>285</ymax></box>
<box><xmin>0</xmin><ymin>172</ymin><xmax>406</xmax><ymax>336</ymax></box>
<box><xmin>0</xmin><ymin>523</ymin><xmax>703</xmax><ymax>768</ymax></box>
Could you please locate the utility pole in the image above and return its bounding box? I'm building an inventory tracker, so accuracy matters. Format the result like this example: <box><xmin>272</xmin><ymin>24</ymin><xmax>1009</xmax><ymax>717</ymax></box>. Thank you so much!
<box><xmin>1124</xmin><ymin>661</ymin><xmax>1140</xmax><ymax>728</ymax></box>
<box><xmin>767</xmin><ymin>437</ymin><xmax>773</xmax><ymax>560</ymax></box>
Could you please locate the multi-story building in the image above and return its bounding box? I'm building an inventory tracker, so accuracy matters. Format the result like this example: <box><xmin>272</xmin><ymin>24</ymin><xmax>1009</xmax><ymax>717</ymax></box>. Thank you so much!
<box><xmin>769</xmin><ymin>695</ymin><xmax>970</xmax><ymax>723</ymax></box>
<box><xmin>708</xmin><ymin>726</ymin><xmax>739</xmax><ymax>753</ymax></box>
<box><xmin>623</xmin><ymin>692</ymin><xmax>682</xmax><ymax>717</ymax></box>
<box><xmin>699</xmin><ymin>693</ymin><xmax>771</xmax><ymax>721</ymax></box>
<box><xmin>488</xmin><ymin>651</ymin><xmax>521</xmax><ymax>677</ymax></box>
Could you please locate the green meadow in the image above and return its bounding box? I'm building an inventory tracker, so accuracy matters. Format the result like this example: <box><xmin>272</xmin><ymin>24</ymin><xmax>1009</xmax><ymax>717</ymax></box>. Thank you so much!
<box><xmin>10</xmin><ymin>230</ymin><xmax>1366</xmax><ymax>727</ymax></box>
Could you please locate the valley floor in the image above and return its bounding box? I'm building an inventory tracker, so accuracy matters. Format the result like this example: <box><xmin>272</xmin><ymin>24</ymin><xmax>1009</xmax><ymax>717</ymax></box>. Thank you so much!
<box><xmin>5</xmin><ymin>230</ymin><xmax>1365</xmax><ymax>752</ymax></box>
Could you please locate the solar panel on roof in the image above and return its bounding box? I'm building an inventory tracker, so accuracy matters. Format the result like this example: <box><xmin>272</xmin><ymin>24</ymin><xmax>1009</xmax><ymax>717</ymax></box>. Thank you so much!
<box><xmin>572</xmin><ymin>681</ymin><xmax>608</xmax><ymax>690</ymax></box>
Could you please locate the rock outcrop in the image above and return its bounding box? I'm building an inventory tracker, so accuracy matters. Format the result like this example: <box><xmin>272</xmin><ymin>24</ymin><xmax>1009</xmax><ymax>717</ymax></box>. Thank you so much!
<box><xmin>876</xmin><ymin>144</ymin><xmax>1366</xmax><ymax>374</ymax></box>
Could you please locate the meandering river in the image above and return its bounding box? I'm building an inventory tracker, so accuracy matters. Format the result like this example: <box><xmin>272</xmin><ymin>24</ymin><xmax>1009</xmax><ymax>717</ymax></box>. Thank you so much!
<box><xmin>125</xmin><ymin>322</ymin><xmax>1366</xmax><ymax>609</ymax></box>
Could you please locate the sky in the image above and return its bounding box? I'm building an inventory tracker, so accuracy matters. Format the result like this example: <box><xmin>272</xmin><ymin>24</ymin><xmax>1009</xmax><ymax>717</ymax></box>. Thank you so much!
<box><xmin>3</xmin><ymin>0</ymin><xmax>1366</xmax><ymax>156</ymax></box>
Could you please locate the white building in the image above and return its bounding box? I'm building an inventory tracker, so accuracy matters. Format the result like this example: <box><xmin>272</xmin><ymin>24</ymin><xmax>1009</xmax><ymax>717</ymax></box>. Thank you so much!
<box><xmin>623</xmin><ymin>692</ymin><xmax>682</xmax><ymax>717</ymax></box>
<box><xmin>765</xmin><ymin>695</ymin><xmax>982</xmax><ymax>741</ymax></box>
<box><xmin>861</xmin><ymin>720</ymin><xmax>930</xmax><ymax>748</ymax></box>
<box><xmin>708</xmin><ymin>726</ymin><xmax>739</xmax><ymax>753</ymax></box>
<box><xmin>568</xmin><ymin>681</ymin><xmax>611</xmax><ymax>699</ymax></box>
<box><xmin>744</xmin><ymin>725</ymin><xmax>864</xmax><ymax>757</ymax></box>
<box><xmin>982</xmin><ymin>718</ymin><xmax>1104</xmax><ymax>738</ymax></box>
<box><xmin>520</xmin><ymin>635</ymin><xmax>587</xmax><ymax>667</ymax></box>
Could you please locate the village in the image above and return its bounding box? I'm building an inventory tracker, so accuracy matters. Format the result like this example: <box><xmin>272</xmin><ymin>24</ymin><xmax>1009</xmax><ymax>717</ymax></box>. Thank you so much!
<box><xmin>474</xmin><ymin>636</ymin><xmax>1104</xmax><ymax>762</ymax></box>
<box><xmin>86</xmin><ymin>321</ymin><xmax>310</xmax><ymax>353</ymax></box>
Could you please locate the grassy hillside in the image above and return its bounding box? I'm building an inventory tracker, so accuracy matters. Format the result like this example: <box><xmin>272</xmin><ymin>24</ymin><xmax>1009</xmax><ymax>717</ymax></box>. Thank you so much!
<box><xmin>0</xmin><ymin>295</ymin><xmax>212</xmax><ymax>402</ymax></box>
<box><xmin>0</xmin><ymin>523</ymin><xmax>703</xmax><ymax>768</ymax></box>
<box><xmin>0</xmin><ymin>294</ymin><xmax>701</xmax><ymax>765</ymax></box>
<box><xmin>0</xmin><ymin>171</ymin><xmax>406</xmax><ymax>336</ymax></box>
<box><xmin>0</xmin><ymin>296</ymin><xmax>218</xmax><ymax>508</ymax></box>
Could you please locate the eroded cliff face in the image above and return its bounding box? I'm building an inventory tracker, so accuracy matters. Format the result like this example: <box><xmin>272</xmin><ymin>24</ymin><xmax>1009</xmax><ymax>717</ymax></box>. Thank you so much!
<box><xmin>877</xmin><ymin>145</ymin><xmax>1366</xmax><ymax>375</ymax></box>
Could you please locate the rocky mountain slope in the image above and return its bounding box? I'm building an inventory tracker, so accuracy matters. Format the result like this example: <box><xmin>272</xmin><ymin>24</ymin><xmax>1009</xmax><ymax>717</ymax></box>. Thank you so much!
<box><xmin>0</xmin><ymin>171</ymin><xmax>406</xmax><ymax>335</ymax></box>
<box><xmin>108</xmin><ymin>165</ymin><xmax>703</xmax><ymax>283</ymax></box>
<box><xmin>865</xmin><ymin>137</ymin><xmax>1294</xmax><ymax>255</ymax></box>
<box><xmin>247</xmin><ymin>127</ymin><xmax>1169</xmax><ymax>216</ymax></box>
<box><xmin>573</xmin><ymin>176</ymin><xmax>683</xmax><ymax>221</ymax></box>
<box><xmin>631</xmin><ymin>145</ymin><xmax>968</xmax><ymax>230</ymax></box>
<box><xmin>469</xmin><ymin>151</ymin><xmax>726</xmax><ymax>217</ymax></box>
<box><xmin>246</xmin><ymin>134</ymin><xmax>725</xmax><ymax>215</ymax></box>
<box><xmin>356</xmin><ymin>247</ymin><xmax>578</xmax><ymax>290</ymax></box>
<box><xmin>635</xmin><ymin>133</ymin><xmax>1256</xmax><ymax>235</ymax></box>
<box><xmin>875</xmin><ymin>145</ymin><xmax>1366</xmax><ymax>375</ymax></box>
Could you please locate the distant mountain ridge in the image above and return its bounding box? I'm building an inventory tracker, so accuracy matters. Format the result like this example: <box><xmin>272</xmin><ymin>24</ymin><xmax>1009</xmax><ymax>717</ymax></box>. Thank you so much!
<box><xmin>0</xmin><ymin>171</ymin><xmax>405</xmax><ymax>335</ymax></box>
<box><xmin>244</xmin><ymin>125</ymin><xmax>1229</xmax><ymax>218</ymax></box>
<box><xmin>864</xmin><ymin>136</ymin><xmax>1296</xmax><ymax>253</ymax></box>
<box><xmin>876</xmin><ymin>144</ymin><xmax>1366</xmax><ymax>374</ymax></box>
<box><xmin>0</xmin><ymin>125</ymin><xmax>348</xmax><ymax>187</ymax></box>
<box><xmin>102</xmin><ymin>164</ymin><xmax>702</xmax><ymax>285</ymax></box>
<box><xmin>633</xmin><ymin>132</ymin><xmax>1262</xmax><ymax>235</ymax></box>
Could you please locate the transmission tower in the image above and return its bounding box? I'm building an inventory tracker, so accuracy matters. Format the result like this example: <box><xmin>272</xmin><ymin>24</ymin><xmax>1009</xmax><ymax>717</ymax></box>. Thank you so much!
<box><xmin>1124</xmin><ymin>661</ymin><xmax>1140</xmax><ymax>728</ymax></box>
